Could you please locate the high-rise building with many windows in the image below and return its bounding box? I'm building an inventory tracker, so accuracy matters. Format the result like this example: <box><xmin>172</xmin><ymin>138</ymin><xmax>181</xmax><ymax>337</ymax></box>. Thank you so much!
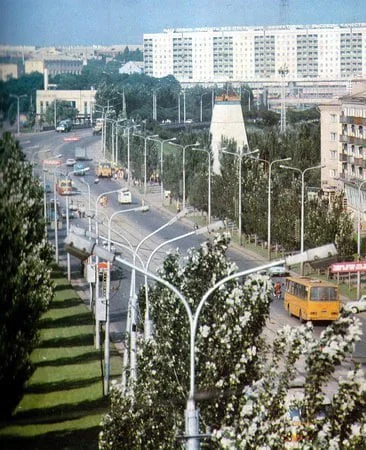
<box><xmin>144</xmin><ymin>23</ymin><xmax>366</xmax><ymax>93</ymax></box>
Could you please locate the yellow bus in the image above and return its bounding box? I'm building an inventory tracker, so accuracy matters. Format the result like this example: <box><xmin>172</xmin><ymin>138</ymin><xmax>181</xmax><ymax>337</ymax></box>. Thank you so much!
<box><xmin>284</xmin><ymin>276</ymin><xmax>340</xmax><ymax>322</ymax></box>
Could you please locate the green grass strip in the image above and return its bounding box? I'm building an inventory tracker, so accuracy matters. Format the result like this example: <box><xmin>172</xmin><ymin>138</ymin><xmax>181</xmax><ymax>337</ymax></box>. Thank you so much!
<box><xmin>0</xmin><ymin>268</ymin><xmax>122</xmax><ymax>450</ymax></box>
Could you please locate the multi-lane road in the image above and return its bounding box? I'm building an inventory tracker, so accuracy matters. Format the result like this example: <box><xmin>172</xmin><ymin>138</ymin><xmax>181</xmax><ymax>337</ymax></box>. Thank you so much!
<box><xmin>19</xmin><ymin>128</ymin><xmax>366</xmax><ymax>374</ymax></box>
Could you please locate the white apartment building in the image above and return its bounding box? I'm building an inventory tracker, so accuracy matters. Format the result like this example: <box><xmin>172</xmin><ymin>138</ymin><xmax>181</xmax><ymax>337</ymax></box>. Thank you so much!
<box><xmin>143</xmin><ymin>23</ymin><xmax>366</xmax><ymax>95</ymax></box>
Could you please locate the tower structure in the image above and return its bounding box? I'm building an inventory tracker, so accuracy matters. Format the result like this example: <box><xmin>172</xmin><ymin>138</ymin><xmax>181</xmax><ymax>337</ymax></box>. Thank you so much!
<box><xmin>210</xmin><ymin>94</ymin><xmax>248</xmax><ymax>174</ymax></box>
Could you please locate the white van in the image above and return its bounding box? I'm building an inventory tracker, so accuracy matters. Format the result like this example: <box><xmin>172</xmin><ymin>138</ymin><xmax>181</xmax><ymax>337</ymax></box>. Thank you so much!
<box><xmin>118</xmin><ymin>188</ymin><xmax>132</xmax><ymax>204</ymax></box>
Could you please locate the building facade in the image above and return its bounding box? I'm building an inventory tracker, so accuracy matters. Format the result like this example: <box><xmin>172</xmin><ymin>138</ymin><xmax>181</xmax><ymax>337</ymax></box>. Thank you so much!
<box><xmin>0</xmin><ymin>63</ymin><xmax>18</xmax><ymax>81</ymax></box>
<box><xmin>36</xmin><ymin>89</ymin><xmax>96</xmax><ymax>123</ymax></box>
<box><xmin>143</xmin><ymin>23</ymin><xmax>366</xmax><ymax>94</ymax></box>
<box><xmin>319</xmin><ymin>81</ymin><xmax>366</xmax><ymax>218</ymax></box>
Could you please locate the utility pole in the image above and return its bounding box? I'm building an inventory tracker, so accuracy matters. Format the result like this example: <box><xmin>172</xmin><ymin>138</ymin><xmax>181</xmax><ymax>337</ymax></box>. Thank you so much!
<box><xmin>279</xmin><ymin>65</ymin><xmax>289</xmax><ymax>133</ymax></box>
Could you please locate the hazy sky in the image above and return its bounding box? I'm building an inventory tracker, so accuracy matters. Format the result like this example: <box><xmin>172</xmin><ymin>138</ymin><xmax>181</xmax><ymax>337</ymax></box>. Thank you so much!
<box><xmin>0</xmin><ymin>0</ymin><xmax>365</xmax><ymax>46</ymax></box>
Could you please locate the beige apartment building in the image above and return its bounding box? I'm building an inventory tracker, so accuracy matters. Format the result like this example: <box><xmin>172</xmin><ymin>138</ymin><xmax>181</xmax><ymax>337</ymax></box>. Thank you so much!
<box><xmin>36</xmin><ymin>89</ymin><xmax>96</xmax><ymax>123</ymax></box>
<box><xmin>0</xmin><ymin>63</ymin><xmax>18</xmax><ymax>81</ymax></box>
<box><xmin>320</xmin><ymin>80</ymin><xmax>366</xmax><ymax>218</ymax></box>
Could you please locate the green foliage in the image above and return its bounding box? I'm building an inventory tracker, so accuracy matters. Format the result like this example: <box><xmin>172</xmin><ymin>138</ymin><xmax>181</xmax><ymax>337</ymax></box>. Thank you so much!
<box><xmin>0</xmin><ymin>132</ymin><xmax>53</xmax><ymax>418</ymax></box>
<box><xmin>100</xmin><ymin>234</ymin><xmax>273</xmax><ymax>448</ymax></box>
<box><xmin>44</xmin><ymin>100</ymin><xmax>79</xmax><ymax>125</ymax></box>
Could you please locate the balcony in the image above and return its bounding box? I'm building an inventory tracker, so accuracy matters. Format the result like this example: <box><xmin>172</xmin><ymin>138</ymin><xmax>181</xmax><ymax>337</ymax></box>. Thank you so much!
<box><xmin>339</xmin><ymin>135</ymin><xmax>366</xmax><ymax>145</ymax></box>
<box><xmin>340</xmin><ymin>115</ymin><xmax>366</xmax><ymax>126</ymax></box>
<box><xmin>339</xmin><ymin>153</ymin><xmax>348</xmax><ymax>162</ymax></box>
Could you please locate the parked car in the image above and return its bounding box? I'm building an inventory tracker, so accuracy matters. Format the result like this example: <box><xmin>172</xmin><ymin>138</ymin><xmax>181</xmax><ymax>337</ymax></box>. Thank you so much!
<box><xmin>343</xmin><ymin>296</ymin><xmax>366</xmax><ymax>314</ymax></box>
<box><xmin>66</xmin><ymin>158</ymin><xmax>76</xmax><ymax>166</ymax></box>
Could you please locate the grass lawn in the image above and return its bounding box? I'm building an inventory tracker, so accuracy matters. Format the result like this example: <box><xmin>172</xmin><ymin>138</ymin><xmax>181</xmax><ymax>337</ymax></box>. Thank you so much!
<box><xmin>0</xmin><ymin>268</ymin><xmax>122</xmax><ymax>450</ymax></box>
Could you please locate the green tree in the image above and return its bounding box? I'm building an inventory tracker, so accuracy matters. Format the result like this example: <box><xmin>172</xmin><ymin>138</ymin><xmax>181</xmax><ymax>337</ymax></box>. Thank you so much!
<box><xmin>44</xmin><ymin>100</ymin><xmax>79</xmax><ymax>125</ymax></box>
<box><xmin>0</xmin><ymin>132</ymin><xmax>53</xmax><ymax>418</ymax></box>
<box><xmin>100</xmin><ymin>234</ymin><xmax>365</xmax><ymax>449</ymax></box>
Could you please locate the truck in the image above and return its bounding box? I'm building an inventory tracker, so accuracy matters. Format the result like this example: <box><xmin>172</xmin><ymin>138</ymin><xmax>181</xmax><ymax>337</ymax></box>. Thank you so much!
<box><xmin>96</xmin><ymin>162</ymin><xmax>113</xmax><ymax>178</ymax></box>
<box><xmin>93</xmin><ymin>118</ymin><xmax>104</xmax><ymax>136</ymax></box>
<box><xmin>75</xmin><ymin>146</ymin><xmax>87</xmax><ymax>160</ymax></box>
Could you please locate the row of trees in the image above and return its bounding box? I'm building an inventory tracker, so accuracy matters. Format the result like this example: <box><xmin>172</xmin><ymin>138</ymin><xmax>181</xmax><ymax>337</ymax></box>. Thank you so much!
<box><xmin>99</xmin><ymin>234</ymin><xmax>366</xmax><ymax>449</ymax></box>
<box><xmin>0</xmin><ymin>132</ymin><xmax>54</xmax><ymax>418</ymax></box>
<box><xmin>107</xmin><ymin>120</ymin><xmax>354</xmax><ymax>259</ymax></box>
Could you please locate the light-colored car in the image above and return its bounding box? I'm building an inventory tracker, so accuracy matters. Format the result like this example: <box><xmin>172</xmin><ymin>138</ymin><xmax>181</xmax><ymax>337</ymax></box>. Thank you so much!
<box><xmin>267</xmin><ymin>266</ymin><xmax>290</xmax><ymax>277</ymax></box>
<box><xmin>344</xmin><ymin>296</ymin><xmax>366</xmax><ymax>314</ymax></box>
<box><xmin>66</xmin><ymin>158</ymin><xmax>76</xmax><ymax>166</ymax></box>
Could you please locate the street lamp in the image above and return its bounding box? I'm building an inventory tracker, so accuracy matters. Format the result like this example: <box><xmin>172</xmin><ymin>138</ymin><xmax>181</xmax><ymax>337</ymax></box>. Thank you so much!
<box><xmin>148</xmin><ymin>137</ymin><xmax>177</xmax><ymax>204</ymax></box>
<box><xmin>143</xmin><ymin>220</ymin><xmax>224</xmax><ymax>340</ymax></box>
<box><xmin>222</xmin><ymin>147</ymin><xmax>259</xmax><ymax>246</ymax></box>
<box><xmin>10</xmin><ymin>93</ymin><xmax>27</xmax><ymax>135</ymax></box>
<box><xmin>247</xmin><ymin>155</ymin><xmax>292</xmax><ymax>260</ymax></box>
<box><xmin>126</xmin><ymin>208</ymin><xmax>189</xmax><ymax>387</ymax></box>
<box><xmin>114</xmin><ymin>242</ymin><xmax>337</xmax><ymax>449</ymax></box>
<box><xmin>132</xmin><ymin>133</ymin><xmax>159</xmax><ymax>202</ymax></box>
<box><xmin>103</xmin><ymin>205</ymin><xmax>149</xmax><ymax>395</ymax></box>
<box><xmin>93</xmin><ymin>187</ymin><xmax>127</xmax><ymax>349</ymax></box>
<box><xmin>357</xmin><ymin>180</ymin><xmax>366</xmax><ymax>299</ymax></box>
<box><xmin>200</xmin><ymin>92</ymin><xmax>210</xmax><ymax>122</ymax></box>
<box><xmin>170</xmin><ymin>142</ymin><xmax>200</xmax><ymax>210</ymax></box>
<box><xmin>240</xmin><ymin>87</ymin><xmax>251</xmax><ymax>112</ymax></box>
<box><xmin>121</xmin><ymin>123</ymin><xmax>140</xmax><ymax>188</ymax></box>
<box><xmin>280</xmin><ymin>164</ymin><xmax>324</xmax><ymax>275</ymax></box>
<box><xmin>191</xmin><ymin>147</ymin><xmax>212</xmax><ymax>224</ymax></box>
<box><xmin>65</xmin><ymin>167</ymin><xmax>90</xmax><ymax>281</ymax></box>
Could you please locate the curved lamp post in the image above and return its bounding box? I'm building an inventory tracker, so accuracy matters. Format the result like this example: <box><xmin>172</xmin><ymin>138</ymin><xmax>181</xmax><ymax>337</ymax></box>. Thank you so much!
<box><xmin>103</xmin><ymin>205</ymin><xmax>149</xmax><ymax>395</ymax></box>
<box><xmin>115</xmin><ymin>252</ymin><xmax>307</xmax><ymax>449</ymax></box>
<box><xmin>132</xmin><ymin>133</ymin><xmax>159</xmax><ymax>202</ymax></box>
<box><xmin>148</xmin><ymin>136</ymin><xmax>177</xmax><ymax>204</ymax></box>
<box><xmin>280</xmin><ymin>164</ymin><xmax>324</xmax><ymax>275</ymax></box>
<box><xmin>170</xmin><ymin>142</ymin><xmax>200</xmax><ymax>210</ymax></box>
<box><xmin>222</xmin><ymin>148</ymin><xmax>259</xmax><ymax>245</ymax></box>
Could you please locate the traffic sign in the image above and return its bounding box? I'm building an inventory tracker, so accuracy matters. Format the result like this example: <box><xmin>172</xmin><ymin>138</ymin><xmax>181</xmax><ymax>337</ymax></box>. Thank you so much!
<box><xmin>331</xmin><ymin>261</ymin><xmax>366</xmax><ymax>273</ymax></box>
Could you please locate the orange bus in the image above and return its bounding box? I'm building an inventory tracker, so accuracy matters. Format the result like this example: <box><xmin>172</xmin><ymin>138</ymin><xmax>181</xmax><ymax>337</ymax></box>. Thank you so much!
<box><xmin>56</xmin><ymin>178</ymin><xmax>72</xmax><ymax>195</ymax></box>
<box><xmin>284</xmin><ymin>276</ymin><xmax>340</xmax><ymax>322</ymax></box>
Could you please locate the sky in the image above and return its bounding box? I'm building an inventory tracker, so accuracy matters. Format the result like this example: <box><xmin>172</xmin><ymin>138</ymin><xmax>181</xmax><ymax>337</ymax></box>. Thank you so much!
<box><xmin>0</xmin><ymin>0</ymin><xmax>365</xmax><ymax>47</ymax></box>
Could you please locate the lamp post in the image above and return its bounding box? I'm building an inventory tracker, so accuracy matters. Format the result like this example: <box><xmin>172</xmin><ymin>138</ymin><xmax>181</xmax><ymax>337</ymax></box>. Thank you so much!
<box><xmin>93</xmin><ymin>188</ymin><xmax>126</xmax><ymax>349</ymax></box>
<box><xmin>103</xmin><ymin>206</ymin><xmax>149</xmax><ymax>395</ymax></box>
<box><xmin>121</xmin><ymin>124</ymin><xmax>140</xmax><ymax>188</ymax></box>
<box><xmin>126</xmin><ymin>209</ymin><xmax>189</xmax><ymax>387</ymax></box>
<box><xmin>191</xmin><ymin>147</ymin><xmax>212</xmax><ymax>223</ymax></box>
<box><xmin>114</xmin><ymin>244</ymin><xmax>331</xmax><ymax>449</ymax></box>
<box><xmin>143</xmin><ymin>220</ymin><xmax>224</xmax><ymax>340</ymax></box>
<box><xmin>222</xmin><ymin>147</ymin><xmax>259</xmax><ymax>245</ymax></box>
<box><xmin>132</xmin><ymin>133</ymin><xmax>159</xmax><ymax>202</ymax></box>
<box><xmin>280</xmin><ymin>164</ymin><xmax>324</xmax><ymax>275</ymax></box>
<box><xmin>10</xmin><ymin>93</ymin><xmax>27</xmax><ymax>135</ymax></box>
<box><xmin>65</xmin><ymin>167</ymin><xmax>90</xmax><ymax>281</ymax></box>
<box><xmin>200</xmin><ymin>93</ymin><xmax>210</xmax><ymax>122</ymax></box>
<box><xmin>240</xmin><ymin>87</ymin><xmax>251</xmax><ymax>112</ymax></box>
<box><xmin>171</xmin><ymin>142</ymin><xmax>200</xmax><ymax>210</ymax></box>
<box><xmin>357</xmin><ymin>180</ymin><xmax>366</xmax><ymax>299</ymax></box>
<box><xmin>148</xmin><ymin>137</ymin><xmax>177</xmax><ymax>204</ymax></box>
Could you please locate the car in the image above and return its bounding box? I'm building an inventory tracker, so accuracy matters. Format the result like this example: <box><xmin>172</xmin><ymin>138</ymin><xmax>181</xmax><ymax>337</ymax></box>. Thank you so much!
<box><xmin>66</xmin><ymin>158</ymin><xmax>76</xmax><ymax>166</ymax></box>
<box><xmin>343</xmin><ymin>296</ymin><xmax>366</xmax><ymax>314</ymax></box>
<box><xmin>267</xmin><ymin>266</ymin><xmax>290</xmax><ymax>277</ymax></box>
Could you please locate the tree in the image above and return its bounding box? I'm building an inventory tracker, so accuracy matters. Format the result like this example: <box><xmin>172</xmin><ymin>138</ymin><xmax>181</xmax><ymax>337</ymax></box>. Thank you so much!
<box><xmin>44</xmin><ymin>100</ymin><xmax>79</xmax><ymax>125</ymax></box>
<box><xmin>0</xmin><ymin>132</ymin><xmax>53</xmax><ymax>417</ymax></box>
<box><xmin>100</xmin><ymin>234</ymin><xmax>273</xmax><ymax>448</ymax></box>
<box><xmin>100</xmin><ymin>234</ymin><xmax>365</xmax><ymax>449</ymax></box>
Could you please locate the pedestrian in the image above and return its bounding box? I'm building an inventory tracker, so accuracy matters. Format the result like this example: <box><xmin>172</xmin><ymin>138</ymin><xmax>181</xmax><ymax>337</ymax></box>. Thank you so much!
<box><xmin>274</xmin><ymin>281</ymin><xmax>282</xmax><ymax>299</ymax></box>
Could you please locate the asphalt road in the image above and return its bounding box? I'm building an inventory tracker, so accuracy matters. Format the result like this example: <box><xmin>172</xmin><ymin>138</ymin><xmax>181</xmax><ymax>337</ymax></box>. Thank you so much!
<box><xmin>20</xmin><ymin>128</ymin><xmax>366</xmax><ymax>369</ymax></box>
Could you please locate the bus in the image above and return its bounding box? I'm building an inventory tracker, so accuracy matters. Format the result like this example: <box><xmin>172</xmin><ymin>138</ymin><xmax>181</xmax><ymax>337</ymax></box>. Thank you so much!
<box><xmin>118</xmin><ymin>188</ymin><xmax>132</xmax><ymax>204</ymax></box>
<box><xmin>56</xmin><ymin>178</ymin><xmax>72</xmax><ymax>195</ymax></box>
<box><xmin>284</xmin><ymin>276</ymin><xmax>340</xmax><ymax>322</ymax></box>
